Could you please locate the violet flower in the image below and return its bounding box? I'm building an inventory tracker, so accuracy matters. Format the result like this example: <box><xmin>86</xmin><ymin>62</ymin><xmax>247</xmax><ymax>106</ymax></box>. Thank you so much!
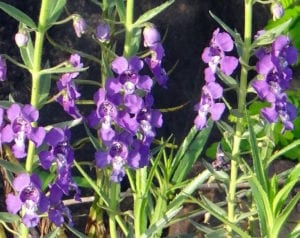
<box><xmin>1</xmin><ymin>104</ymin><xmax>45</xmax><ymax>159</ymax></box>
<box><xmin>96</xmin><ymin>22</ymin><xmax>110</xmax><ymax>42</ymax></box>
<box><xmin>0</xmin><ymin>55</ymin><xmax>7</xmax><ymax>81</ymax></box>
<box><xmin>202</xmin><ymin>28</ymin><xmax>238</xmax><ymax>82</ymax></box>
<box><xmin>5</xmin><ymin>173</ymin><xmax>49</xmax><ymax>228</ymax></box>
<box><xmin>194</xmin><ymin>82</ymin><xmax>225</xmax><ymax>130</ymax></box>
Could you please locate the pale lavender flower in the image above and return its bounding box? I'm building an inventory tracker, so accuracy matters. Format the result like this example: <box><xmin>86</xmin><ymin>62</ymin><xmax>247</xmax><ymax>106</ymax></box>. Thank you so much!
<box><xmin>5</xmin><ymin>173</ymin><xmax>49</xmax><ymax>228</ymax></box>
<box><xmin>15</xmin><ymin>31</ymin><xmax>28</xmax><ymax>47</ymax></box>
<box><xmin>0</xmin><ymin>56</ymin><xmax>7</xmax><ymax>81</ymax></box>
<box><xmin>143</xmin><ymin>25</ymin><xmax>161</xmax><ymax>47</ymax></box>
<box><xmin>271</xmin><ymin>2</ymin><xmax>284</xmax><ymax>20</ymax></box>
<box><xmin>73</xmin><ymin>15</ymin><xmax>87</xmax><ymax>38</ymax></box>
<box><xmin>1</xmin><ymin>104</ymin><xmax>45</xmax><ymax>158</ymax></box>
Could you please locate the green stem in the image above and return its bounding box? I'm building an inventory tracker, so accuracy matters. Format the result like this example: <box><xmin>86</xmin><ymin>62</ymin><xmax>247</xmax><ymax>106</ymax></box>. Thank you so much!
<box><xmin>108</xmin><ymin>182</ymin><xmax>120</xmax><ymax>238</ymax></box>
<box><xmin>123</xmin><ymin>0</ymin><xmax>134</xmax><ymax>57</ymax></box>
<box><xmin>134</xmin><ymin>167</ymin><xmax>147</xmax><ymax>237</ymax></box>
<box><xmin>227</xmin><ymin>0</ymin><xmax>253</xmax><ymax>236</ymax></box>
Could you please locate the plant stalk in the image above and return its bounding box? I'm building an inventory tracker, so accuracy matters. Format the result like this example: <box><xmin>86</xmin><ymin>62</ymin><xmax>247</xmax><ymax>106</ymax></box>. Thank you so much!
<box><xmin>25</xmin><ymin>0</ymin><xmax>50</xmax><ymax>173</ymax></box>
<box><xmin>227</xmin><ymin>0</ymin><xmax>253</xmax><ymax>236</ymax></box>
<box><xmin>123</xmin><ymin>0</ymin><xmax>134</xmax><ymax>57</ymax></box>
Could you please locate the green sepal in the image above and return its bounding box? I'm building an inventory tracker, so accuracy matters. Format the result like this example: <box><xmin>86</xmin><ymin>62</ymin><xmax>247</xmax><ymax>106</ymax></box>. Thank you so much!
<box><xmin>0</xmin><ymin>2</ymin><xmax>36</xmax><ymax>29</ymax></box>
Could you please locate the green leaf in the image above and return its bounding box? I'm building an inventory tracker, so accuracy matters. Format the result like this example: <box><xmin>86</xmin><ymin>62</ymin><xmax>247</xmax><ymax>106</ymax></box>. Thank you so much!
<box><xmin>246</xmin><ymin>112</ymin><xmax>269</xmax><ymax>191</ymax></box>
<box><xmin>114</xmin><ymin>0</ymin><xmax>126</xmax><ymax>22</ymax></box>
<box><xmin>133</xmin><ymin>0</ymin><xmax>175</xmax><ymax>27</ymax></box>
<box><xmin>65</xmin><ymin>224</ymin><xmax>89</xmax><ymax>238</ymax></box>
<box><xmin>171</xmin><ymin>120</ymin><xmax>213</xmax><ymax>184</ymax></box>
<box><xmin>272</xmin><ymin>163</ymin><xmax>300</xmax><ymax>216</ymax></box>
<box><xmin>41</xmin><ymin>66</ymin><xmax>88</xmax><ymax>75</ymax></box>
<box><xmin>44</xmin><ymin>228</ymin><xmax>60</xmax><ymax>238</ymax></box>
<box><xmin>84</xmin><ymin>122</ymin><xmax>102</xmax><ymax>150</ymax></box>
<box><xmin>197</xmin><ymin>195</ymin><xmax>251</xmax><ymax>238</ymax></box>
<box><xmin>0</xmin><ymin>2</ymin><xmax>36</xmax><ymax>29</ymax></box>
<box><xmin>46</xmin><ymin>0</ymin><xmax>67</xmax><ymax>27</ymax></box>
<box><xmin>73</xmin><ymin>176</ymin><xmax>92</xmax><ymax>188</ymax></box>
<box><xmin>0</xmin><ymin>160</ymin><xmax>25</xmax><ymax>173</ymax></box>
<box><xmin>249</xmin><ymin>174</ymin><xmax>274</xmax><ymax>238</ymax></box>
<box><xmin>209</xmin><ymin>11</ymin><xmax>237</xmax><ymax>39</ymax></box>
<box><xmin>252</xmin><ymin>18</ymin><xmax>293</xmax><ymax>47</ymax></box>
<box><xmin>45</xmin><ymin>118</ymin><xmax>83</xmax><ymax>130</ymax></box>
<box><xmin>19</xmin><ymin>26</ymin><xmax>34</xmax><ymax>69</ymax></box>
<box><xmin>273</xmin><ymin>193</ymin><xmax>300</xmax><ymax>237</ymax></box>
<box><xmin>0</xmin><ymin>212</ymin><xmax>19</xmax><ymax>223</ymax></box>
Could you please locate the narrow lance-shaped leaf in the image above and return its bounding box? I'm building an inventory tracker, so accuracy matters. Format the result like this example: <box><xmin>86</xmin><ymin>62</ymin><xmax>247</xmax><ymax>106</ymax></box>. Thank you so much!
<box><xmin>0</xmin><ymin>2</ymin><xmax>36</xmax><ymax>29</ymax></box>
<box><xmin>133</xmin><ymin>0</ymin><xmax>175</xmax><ymax>27</ymax></box>
<box><xmin>171</xmin><ymin>120</ymin><xmax>213</xmax><ymax>184</ymax></box>
<box><xmin>46</xmin><ymin>0</ymin><xmax>67</xmax><ymax>27</ymax></box>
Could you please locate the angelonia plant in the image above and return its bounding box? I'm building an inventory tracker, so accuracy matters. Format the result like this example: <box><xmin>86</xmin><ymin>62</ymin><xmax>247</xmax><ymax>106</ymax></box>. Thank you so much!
<box><xmin>0</xmin><ymin>0</ymin><xmax>300</xmax><ymax>238</ymax></box>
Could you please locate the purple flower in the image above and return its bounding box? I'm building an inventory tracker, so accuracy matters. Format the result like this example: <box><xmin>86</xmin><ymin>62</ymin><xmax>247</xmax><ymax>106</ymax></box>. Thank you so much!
<box><xmin>48</xmin><ymin>184</ymin><xmax>74</xmax><ymax>227</ymax></box>
<box><xmin>262</xmin><ymin>94</ymin><xmax>297</xmax><ymax>132</ymax></box>
<box><xmin>194</xmin><ymin>82</ymin><xmax>225</xmax><ymax>130</ymax></box>
<box><xmin>1</xmin><ymin>104</ymin><xmax>45</xmax><ymax>158</ymax></box>
<box><xmin>252</xmin><ymin>35</ymin><xmax>298</xmax><ymax>131</ymax></box>
<box><xmin>96</xmin><ymin>22</ymin><xmax>110</xmax><ymax>42</ymax></box>
<box><xmin>271</xmin><ymin>2</ymin><xmax>284</xmax><ymax>21</ymax></box>
<box><xmin>143</xmin><ymin>25</ymin><xmax>161</xmax><ymax>47</ymax></box>
<box><xmin>95</xmin><ymin>131</ymin><xmax>150</xmax><ymax>182</ymax></box>
<box><xmin>0</xmin><ymin>55</ymin><xmax>7</xmax><ymax>81</ymax></box>
<box><xmin>56</xmin><ymin>54</ymin><xmax>83</xmax><ymax>118</ymax></box>
<box><xmin>39</xmin><ymin>127</ymin><xmax>80</xmax><ymax>200</ymax></box>
<box><xmin>73</xmin><ymin>15</ymin><xmax>87</xmax><ymax>38</ymax></box>
<box><xmin>6</xmin><ymin>173</ymin><xmax>49</xmax><ymax>228</ymax></box>
<box><xmin>111</xmin><ymin>56</ymin><xmax>145</xmax><ymax>94</ymax></box>
<box><xmin>202</xmin><ymin>28</ymin><xmax>238</xmax><ymax>81</ymax></box>
<box><xmin>145</xmin><ymin>43</ymin><xmax>168</xmax><ymax>88</ymax></box>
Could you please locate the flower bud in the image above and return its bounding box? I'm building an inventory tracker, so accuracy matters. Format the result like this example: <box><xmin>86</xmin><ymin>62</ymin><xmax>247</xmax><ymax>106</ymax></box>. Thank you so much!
<box><xmin>271</xmin><ymin>2</ymin><xmax>284</xmax><ymax>20</ymax></box>
<box><xmin>15</xmin><ymin>31</ymin><xmax>29</xmax><ymax>47</ymax></box>
<box><xmin>73</xmin><ymin>15</ymin><xmax>87</xmax><ymax>38</ymax></box>
<box><xmin>0</xmin><ymin>56</ymin><xmax>7</xmax><ymax>81</ymax></box>
<box><xmin>95</xmin><ymin>22</ymin><xmax>110</xmax><ymax>43</ymax></box>
<box><xmin>143</xmin><ymin>25</ymin><xmax>161</xmax><ymax>47</ymax></box>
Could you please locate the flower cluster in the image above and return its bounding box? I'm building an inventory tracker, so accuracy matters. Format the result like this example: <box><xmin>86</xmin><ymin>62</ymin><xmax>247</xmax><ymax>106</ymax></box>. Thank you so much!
<box><xmin>56</xmin><ymin>53</ymin><xmax>83</xmax><ymax>118</ymax></box>
<box><xmin>194</xmin><ymin>28</ymin><xmax>238</xmax><ymax>130</ymax></box>
<box><xmin>252</xmin><ymin>35</ymin><xmax>298</xmax><ymax>131</ymax></box>
<box><xmin>39</xmin><ymin>127</ymin><xmax>80</xmax><ymax>226</ymax></box>
<box><xmin>88</xmin><ymin>26</ymin><xmax>167</xmax><ymax>182</ymax></box>
<box><xmin>143</xmin><ymin>25</ymin><xmax>168</xmax><ymax>88</ymax></box>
